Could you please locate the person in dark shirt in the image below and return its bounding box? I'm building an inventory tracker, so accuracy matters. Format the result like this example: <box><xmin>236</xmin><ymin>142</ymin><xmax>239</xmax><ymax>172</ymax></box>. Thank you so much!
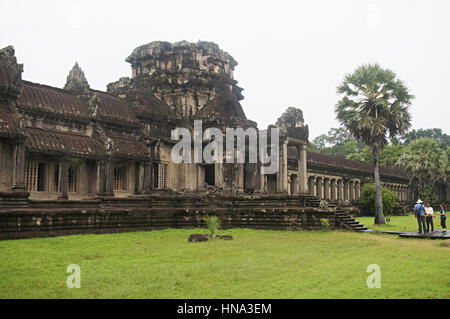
<box><xmin>437</xmin><ymin>203</ymin><xmax>447</xmax><ymax>232</ymax></box>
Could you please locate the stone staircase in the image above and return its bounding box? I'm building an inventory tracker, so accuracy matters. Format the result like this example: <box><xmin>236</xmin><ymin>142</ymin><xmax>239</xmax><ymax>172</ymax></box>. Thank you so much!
<box><xmin>334</xmin><ymin>210</ymin><xmax>368</xmax><ymax>232</ymax></box>
<box><xmin>297</xmin><ymin>194</ymin><xmax>321</xmax><ymax>208</ymax></box>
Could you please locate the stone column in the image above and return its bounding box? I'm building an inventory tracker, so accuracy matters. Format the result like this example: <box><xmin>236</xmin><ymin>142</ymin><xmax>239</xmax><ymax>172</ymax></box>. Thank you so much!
<box><xmin>308</xmin><ymin>176</ymin><xmax>316</xmax><ymax>196</ymax></box>
<box><xmin>258</xmin><ymin>162</ymin><xmax>265</xmax><ymax>193</ymax></box>
<box><xmin>316</xmin><ymin>176</ymin><xmax>323</xmax><ymax>199</ymax></box>
<box><xmin>105</xmin><ymin>159</ymin><xmax>114</xmax><ymax>196</ymax></box>
<box><xmin>143</xmin><ymin>161</ymin><xmax>152</xmax><ymax>194</ymax></box>
<box><xmin>133</xmin><ymin>161</ymin><xmax>141</xmax><ymax>195</ymax></box>
<box><xmin>297</xmin><ymin>144</ymin><xmax>308</xmax><ymax>193</ymax></box>
<box><xmin>97</xmin><ymin>160</ymin><xmax>106</xmax><ymax>196</ymax></box>
<box><xmin>337</xmin><ymin>179</ymin><xmax>343</xmax><ymax>201</ymax></box>
<box><xmin>234</xmin><ymin>163</ymin><xmax>245</xmax><ymax>194</ymax></box>
<box><xmin>349</xmin><ymin>180</ymin><xmax>355</xmax><ymax>202</ymax></box>
<box><xmin>12</xmin><ymin>138</ymin><xmax>27</xmax><ymax>191</ymax></box>
<box><xmin>283</xmin><ymin>142</ymin><xmax>288</xmax><ymax>192</ymax></box>
<box><xmin>330</xmin><ymin>179</ymin><xmax>337</xmax><ymax>202</ymax></box>
<box><xmin>355</xmin><ymin>181</ymin><xmax>360</xmax><ymax>200</ymax></box>
<box><xmin>323</xmin><ymin>178</ymin><xmax>330</xmax><ymax>200</ymax></box>
<box><xmin>217</xmin><ymin>162</ymin><xmax>225</xmax><ymax>189</ymax></box>
<box><xmin>343</xmin><ymin>179</ymin><xmax>349</xmax><ymax>201</ymax></box>
<box><xmin>277</xmin><ymin>141</ymin><xmax>288</xmax><ymax>193</ymax></box>
<box><xmin>57</xmin><ymin>158</ymin><xmax>69</xmax><ymax>200</ymax></box>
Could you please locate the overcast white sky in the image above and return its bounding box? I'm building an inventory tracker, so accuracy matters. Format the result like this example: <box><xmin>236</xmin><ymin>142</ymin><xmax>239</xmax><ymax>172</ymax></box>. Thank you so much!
<box><xmin>1</xmin><ymin>0</ymin><xmax>449</xmax><ymax>139</ymax></box>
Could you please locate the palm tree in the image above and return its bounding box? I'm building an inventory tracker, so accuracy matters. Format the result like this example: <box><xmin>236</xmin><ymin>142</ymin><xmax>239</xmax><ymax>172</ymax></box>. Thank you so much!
<box><xmin>396</xmin><ymin>137</ymin><xmax>447</xmax><ymax>202</ymax></box>
<box><xmin>336</xmin><ymin>64</ymin><xmax>413</xmax><ymax>224</ymax></box>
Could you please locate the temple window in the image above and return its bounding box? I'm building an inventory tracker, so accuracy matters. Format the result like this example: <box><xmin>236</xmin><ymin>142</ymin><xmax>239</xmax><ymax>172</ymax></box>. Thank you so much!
<box><xmin>153</xmin><ymin>163</ymin><xmax>167</xmax><ymax>189</ymax></box>
<box><xmin>25</xmin><ymin>161</ymin><xmax>46</xmax><ymax>192</ymax></box>
<box><xmin>114</xmin><ymin>165</ymin><xmax>127</xmax><ymax>191</ymax></box>
<box><xmin>68</xmin><ymin>166</ymin><xmax>79</xmax><ymax>193</ymax></box>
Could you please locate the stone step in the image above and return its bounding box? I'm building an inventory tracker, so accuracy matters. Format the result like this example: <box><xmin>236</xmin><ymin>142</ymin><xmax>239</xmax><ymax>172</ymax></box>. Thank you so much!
<box><xmin>335</xmin><ymin>210</ymin><xmax>367</xmax><ymax>231</ymax></box>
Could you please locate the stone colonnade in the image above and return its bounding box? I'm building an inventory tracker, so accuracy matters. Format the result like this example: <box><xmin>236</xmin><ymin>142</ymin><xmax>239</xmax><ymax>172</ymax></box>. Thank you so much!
<box><xmin>307</xmin><ymin>175</ymin><xmax>361</xmax><ymax>202</ymax></box>
<box><xmin>305</xmin><ymin>176</ymin><xmax>411</xmax><ymax>203</ymax></box>
<box><xmin>381</xmin><ymin>182</ymin><xmax>410</xmax><ymax>202</ymax></box>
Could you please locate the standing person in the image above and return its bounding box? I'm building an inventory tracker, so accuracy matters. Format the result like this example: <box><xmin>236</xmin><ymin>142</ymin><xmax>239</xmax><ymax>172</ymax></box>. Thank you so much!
<box><xmin>437</xmin><ymin>204</ymin><xmax>447</xmax><ymax>232</ymax></box>
<box><xmin>424</xmin><ymin>202</ymin><xmax>435</xmax><ymax>233</ymax></box>
<box><xmin>413</xmin><ymin>199</ymin><xmax>426</xmax><ymax>234</ymax></box>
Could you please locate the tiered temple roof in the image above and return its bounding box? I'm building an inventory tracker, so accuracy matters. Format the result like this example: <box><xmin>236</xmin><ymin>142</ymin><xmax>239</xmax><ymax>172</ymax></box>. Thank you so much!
<box><xmin>24</xmin><ymin>127</ymin><xmax>106</xmax><ymax>159</ymax></box>
<box><xmin>19</xmin><ymin>81</ymin><xmax>90</xmax><ymax>122</ymax></box>
<box><xmin>306</xmin><ymin>151</ymin><xmax>408</xmax><ymax>180</ymax></box>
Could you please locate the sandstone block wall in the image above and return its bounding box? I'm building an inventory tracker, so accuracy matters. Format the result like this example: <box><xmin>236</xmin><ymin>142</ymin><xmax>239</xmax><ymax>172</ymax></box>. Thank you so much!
<box><xmin>0</xmin><ymin>195</ymin><xmax>335</xmax><ymax>240</ymax></box>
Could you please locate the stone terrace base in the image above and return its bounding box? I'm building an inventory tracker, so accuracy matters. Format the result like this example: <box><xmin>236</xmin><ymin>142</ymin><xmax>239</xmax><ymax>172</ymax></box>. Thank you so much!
<box><xmin>0</xmin><ymin>194</ymin><xmax>335</xmax><ymax>240</ymax></box>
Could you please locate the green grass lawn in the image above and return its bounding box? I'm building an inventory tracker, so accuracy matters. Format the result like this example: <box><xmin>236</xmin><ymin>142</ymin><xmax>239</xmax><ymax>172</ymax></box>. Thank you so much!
<box><xmin>0</xmin><ymin>228</ymin><xmax>448</xmax><ymax>299</ymax></box>
<box><xmin>356</xmin><ymin>215</ymin><xmax>445</xmax><ymax>232</ymax></box>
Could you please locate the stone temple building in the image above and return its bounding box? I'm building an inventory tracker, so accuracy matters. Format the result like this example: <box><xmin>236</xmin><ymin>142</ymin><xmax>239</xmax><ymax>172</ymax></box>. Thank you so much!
<box><xmin>0</xmin><ymin>41</ymin><xmax>445</xmax><ymax>239</ymax></box>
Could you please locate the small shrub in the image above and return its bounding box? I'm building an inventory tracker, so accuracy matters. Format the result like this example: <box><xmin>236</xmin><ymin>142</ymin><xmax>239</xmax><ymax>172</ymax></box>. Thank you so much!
<box><xmin>203</xmin><ymin>214</ymin><xmax>221</xmax><ymax>237</ymax></box>
<box><xmin>320</xmin><ymin>218</ymin><xmax>330</xmax><ymax>231</ymax></box>
<box><xmin>357</xmin><ymin>183</ymin><xmax>399</xmax><ymax>216</ymax></box>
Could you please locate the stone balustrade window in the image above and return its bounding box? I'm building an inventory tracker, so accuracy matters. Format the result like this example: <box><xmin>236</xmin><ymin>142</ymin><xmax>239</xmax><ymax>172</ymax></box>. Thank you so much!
<box><xmin>25</xmin><ymin>161</ymin><xmax>46</xmax><ymax>192</ymax></box>
<box><xmin>68</xmin><ymin>166</ymin><xmax>79</xmax><ymax>193</ymax></box>
<box><xmin>113</xmin><ymin>165</ymin><xmax>127</xmax><ymax>191</ymax></box>
<box><xmin>153</xmin><ymin>163</ymin><xmax>167</xmax><ymax>189</ymax></box>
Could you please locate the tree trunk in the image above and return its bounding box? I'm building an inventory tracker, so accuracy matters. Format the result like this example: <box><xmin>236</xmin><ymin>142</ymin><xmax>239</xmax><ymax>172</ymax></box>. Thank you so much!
<box><xmin>374</xmin><ymin>153</ymin><xmax>385</xmax><ymax>224</ymax></box>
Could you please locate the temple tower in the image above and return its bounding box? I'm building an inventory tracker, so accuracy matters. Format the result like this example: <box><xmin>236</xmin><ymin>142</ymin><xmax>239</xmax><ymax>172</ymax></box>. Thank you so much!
<box><xmin>108</xmin><ymin>40</ymin><xmax>246</xmax><ymax>120</ymax></box>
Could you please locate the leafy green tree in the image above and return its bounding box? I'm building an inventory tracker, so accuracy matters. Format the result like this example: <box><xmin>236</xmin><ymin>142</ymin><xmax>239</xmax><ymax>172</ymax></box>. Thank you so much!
<box><xmin>346</xmin><ymin>144</ymin><xmax>405</xmax><ymax>166</ymax></box>
<box><xmin>346</xmin><ymin>145</ymin><xmax>372</xmax><ymax>162</ymax></box>
<box><xmin>379</xmin><ymin>144</ymin><xmax>405</xmax><ymax>166</ymax></box>
<box><xmin>357</xmin><ymin>183</ymin><xmax>399</xmax><ymax>217</ymax></box>
<box><xmin>311</xmin><ymin>127</ymin><xmax>361</xmax><ymax>151</ymax></box>
<box><xmin>446</xmin><ymin>147</ymin><xmax>450</xmax><ymax>176</ymax></box>
<box><xmin>325</xmin><ymin>127</ymin><xmax>355</xmax><ymax>145</ymax></box>
<box><xmin>311</xmin><ymin>134</ymin><xmax>329</xmax><ymax>150</ymax></box>
<box><xmin>336</xmin><ymin>63</ymin><xmax>413</xmax><ymax>224</ymax></box>
<box><xmin>311</xmin><ymin>128</ymin><xmax>366</xmax><ymax>158</ymax></box>
<box><xmin>396</xmin><ymin>137</ymin><xmax>448</xmax><ymax>202</ymax></box>
<box><xmin>400</xmin><ymin>128</ymin><xmax>450</xmax><ymax>148</ymax></box>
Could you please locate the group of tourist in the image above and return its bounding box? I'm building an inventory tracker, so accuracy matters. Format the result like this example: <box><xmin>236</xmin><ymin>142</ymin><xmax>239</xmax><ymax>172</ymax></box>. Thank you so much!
<box><xmin>413</xmin><ymin>200</ymin><xmax>447</xmax><ymax>234</ymax></box>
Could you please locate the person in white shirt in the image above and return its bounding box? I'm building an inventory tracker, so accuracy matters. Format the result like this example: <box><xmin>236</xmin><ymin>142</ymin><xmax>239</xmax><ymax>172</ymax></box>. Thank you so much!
<box><xmin>424</xmin><ymin>202</ymin><xmax>435</xmax><ymax>233</ymax></box>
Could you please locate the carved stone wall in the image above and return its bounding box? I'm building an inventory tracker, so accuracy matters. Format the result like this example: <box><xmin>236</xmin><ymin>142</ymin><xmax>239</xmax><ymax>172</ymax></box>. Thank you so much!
<box><xmin>0</xmin><ymin>195</ymin><xmax>335</xmax><ymax>240</ymax></box>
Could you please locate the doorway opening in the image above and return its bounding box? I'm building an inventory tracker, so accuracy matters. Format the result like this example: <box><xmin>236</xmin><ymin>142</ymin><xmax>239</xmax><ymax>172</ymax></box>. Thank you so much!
<box><xmin>205</xmin><ymin>164</ymin><xmax>215</xmax><ymax>186</ymax></box>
